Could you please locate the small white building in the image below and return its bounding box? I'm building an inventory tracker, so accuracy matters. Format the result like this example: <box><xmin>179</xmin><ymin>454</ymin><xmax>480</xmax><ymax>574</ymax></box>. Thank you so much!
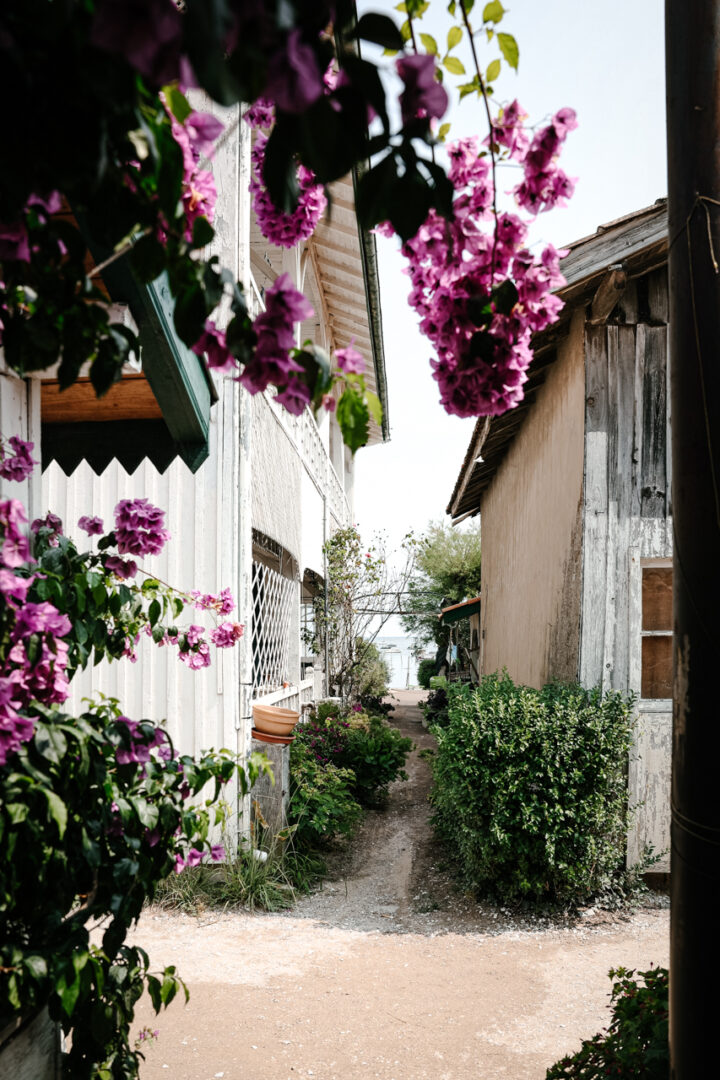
<box><xmin>1</xmin><ymin>106</ymin><xmax>388</xmax><ymax>833</ymax></box>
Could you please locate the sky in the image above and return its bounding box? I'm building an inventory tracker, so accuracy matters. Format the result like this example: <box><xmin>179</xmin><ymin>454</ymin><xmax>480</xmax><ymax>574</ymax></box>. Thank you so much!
<box><xmin>353</xmin><ymin>0</ymin><xmax>667</xmax><ymax>571</ymax></box>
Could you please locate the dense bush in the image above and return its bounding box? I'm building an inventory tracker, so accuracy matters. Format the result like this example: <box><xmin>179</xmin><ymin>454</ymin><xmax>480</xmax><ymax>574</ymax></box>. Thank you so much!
<box><xmin>546</xmin><ymin>967</ymin><xmax>668</xmax><ymax>1078</ymax></box>
<box><xmin>422</xmin><ymin>685</ymin><xmax>450</xmax><ymax>728</ymax></box>
<box><xmin>417</xmin><ymin>657</ymin><xmax>437</xmax><ymax>689</ymax></box>
<box><xmin>341</xmin><ymin>714</ymin><xmax>413</xmax><ymax>806</ymax></box>
<box><xmin>288</xmin><ymin>740</ymin><xmax>362</xmax><ymax>848</ymax></box>
<box><xmin>430</xmin><ymin>674</ymin><xmax>635</xmax><ymax>904</ymax></box>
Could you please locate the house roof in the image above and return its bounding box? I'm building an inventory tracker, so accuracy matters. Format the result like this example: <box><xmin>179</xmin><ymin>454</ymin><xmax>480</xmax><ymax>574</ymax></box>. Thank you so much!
<box><xmin>251</xmin><ymin>171</ymin><xmax>389</xmax><ymax>446</ymax></box>
<box><xmin>439</xmin><ymin>595</ymin><xmax>482</xmax><ymax>624</ymax></box>
<box><xmin>447</xmin><ymin>200</ymin><xmax>669</xmax><ymax>521</ymax></box>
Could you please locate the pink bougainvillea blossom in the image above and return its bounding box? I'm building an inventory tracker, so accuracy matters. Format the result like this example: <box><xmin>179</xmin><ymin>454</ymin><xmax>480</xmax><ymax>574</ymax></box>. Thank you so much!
<box><xmin>0</xmin><ymin>437</ymin><xmax>37</xmax><ymax>483</ymax></box>
<box><xmin>104</xmin><ymin>554</ymin><xmax>138</xmax><ymax>580</ymax></box>
<box><xmin>90</xmin><ymin>0</ymin><xmax>183</xmax><ymax>86</ymax></box>
<box><xmin>396</xmin><ymin>54</ymin><xmax>449</xmax><ymax>126</ymax></box>
<box><xmin>243</xmin><ymin>98</ymin><xmax>275</xmax><ymax>130</ymax></box>
<box><xmin>239</xmin><ymin>272</ymin><xmax>313</xmax><ymax>403</ymax></box>
<box><xmin>191</xmin><ymin>587</ymin><xmax>235</xmax><ymax>615</ymax></box>
<box><xmin>185</xmin><ymin>111</ymin><xmax>224</xmax><ymax>157</ymax></box>
<box><xmin>192</xmin><ymin>321</ymin><xmax>236</xmax><ymax>374</ymax></box>
<box><xmin>78</xmin><ymin>515</ymin><xmax>105</xmax><ymax>536</ymax></box>
<box><xmin>335</xmin><ymin>343</ymin><xmax>365</xmax><ymax>376</ymax></box>
<box><xmin>250</xmin><ymin>134</ymin><xmax>327</xmax><ymax>248</ymax></box>
<box><xmin>393</xmin><ymin>107</ymin><xmax>575</xmax><ymax>419</ymax></box>
<box><xmin>0</xmin><ymin>499</ymin><xmax>31</xmax><ymax>568</ymax></box>
<box><xmin>114</xmin><ymin>498</ymin><xmax>170</xmax><ymax>557</ymax></box>
<box><xmin>31</xmin><ymin>512</ymin><xmax>63</xmax><ymax>547</ymax></box>
<box><xmin>210</xmin><ymin>621</ymin><xmax>244</xmax><ymax>648</ymax></box>
<box><xmin>264</xmin><ymin>29</ymin><xmax>325</xmax><ymax>115</ymax></box>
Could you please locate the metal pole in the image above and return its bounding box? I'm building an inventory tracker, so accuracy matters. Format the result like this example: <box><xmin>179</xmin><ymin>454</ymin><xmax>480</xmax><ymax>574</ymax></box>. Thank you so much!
<box><xmin>666</xmin><ymin>4</ymin><xmax>720</xmax><ymax>1073</ymax></box>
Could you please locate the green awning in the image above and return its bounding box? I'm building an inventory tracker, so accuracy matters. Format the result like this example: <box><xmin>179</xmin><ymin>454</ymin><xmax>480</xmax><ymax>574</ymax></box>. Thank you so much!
<box><xmin>439</xmin><ymin>596</ymin><xmax>481</xmax><ymax>625</ymax></box>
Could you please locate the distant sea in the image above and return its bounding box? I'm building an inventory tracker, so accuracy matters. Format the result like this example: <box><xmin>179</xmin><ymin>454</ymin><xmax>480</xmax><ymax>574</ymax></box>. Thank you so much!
<box><xmin>375</xmin><ymin>635</ymin><xmax>433</xmax><ymax>689</ymax></box>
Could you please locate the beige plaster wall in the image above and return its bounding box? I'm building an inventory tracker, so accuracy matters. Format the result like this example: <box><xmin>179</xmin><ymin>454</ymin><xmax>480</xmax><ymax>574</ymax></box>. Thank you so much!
<box><xmin>480</xmin><ymin>310</ymin><xmax>585</xmax><ymax>688</ymax></box>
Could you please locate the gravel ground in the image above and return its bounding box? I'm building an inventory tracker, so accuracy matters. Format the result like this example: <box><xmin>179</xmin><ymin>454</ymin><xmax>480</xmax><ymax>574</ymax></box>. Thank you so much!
<box><xmin>131</xmin><ymin>690</ymin><xmax>669</xmax><ymax>1080</ymax></box>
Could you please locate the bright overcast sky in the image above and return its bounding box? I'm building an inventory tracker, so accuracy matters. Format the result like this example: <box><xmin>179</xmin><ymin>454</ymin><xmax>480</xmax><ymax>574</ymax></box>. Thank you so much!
<box><xmin>354</xmin><ymin>0</ymin><xmax>666</xmax><ymax>558</ymax></box>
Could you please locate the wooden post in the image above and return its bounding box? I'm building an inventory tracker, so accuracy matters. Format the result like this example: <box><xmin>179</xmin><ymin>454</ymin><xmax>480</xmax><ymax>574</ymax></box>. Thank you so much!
<box><xmin>666</xmin><ymin>3</ymin><xmax>720</xmax><ymax>1073</ymax></box>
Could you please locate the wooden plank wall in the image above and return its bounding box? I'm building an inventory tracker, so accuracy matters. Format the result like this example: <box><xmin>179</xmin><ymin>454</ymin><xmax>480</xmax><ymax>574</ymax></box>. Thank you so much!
<box><xmin>578</xmin><ymin>267</ymin><xmax>672</xmax><ymax>871</ymax></box>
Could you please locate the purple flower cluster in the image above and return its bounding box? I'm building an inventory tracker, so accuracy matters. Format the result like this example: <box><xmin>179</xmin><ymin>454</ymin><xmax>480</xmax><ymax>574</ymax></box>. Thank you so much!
<box><xmin>78</xmin><ymin>515</ymin><xmax>105</xmax><ymax>536</ymax></box>
<box><xmin>169</xmin><ymin>113</ymin><xmax>219</xmax><ymax>242</ymax></box>
<box><xmin>397</xmin><ymin>109</ymin><xmax>574</xmax><ymax>418</ymax></box>
<box><xmin>210</xmin><ymin>621</ymin><xmax>244</xmax><ymax>648</ymax></box>
<box><xmin>114</xmin><ymin>498</ymin><xmax>170</xmax><ymax>558</ymax></box>
<box><xmin>191</xmin><ymin>587</ymin><xmax>236</xmax><ymax>615</ymax></box>
<box><xmin>175</xmin><ymin>844</ymin><xmax>224</xmax><ymax>873</ymax></box>
<box><xmin>115</xmin><ymin>715</ymin><xmax>170</xmax><ymax>766</ymax></box>
<box><xmin>250</xmin><ymin>134</ymin><xmax>327</xmax><ymax>249</ymax></box>
<box><xmin>0</xmin><ymin>437</ymin><xmax>37</xmax><ymax>483</ymax></box>
<box><xmin>243</xmin><ymin>99</ymin><xmax>275</xmax><ymax>131</ymax></box>
<box><xmin>178</xmin><ymin>625</ymin><xmax>211</xmax><ymax>670</ymax></box>
<box><xmin>239</xmin><ymin>272</ymin><xmax>314</xmax><ymax>415</ymax></box>
<box><xmin>0</xmin><ymin>192</ymin><xmax>62</xmax><ymax>274</ymax></box>
<box><xmin>0</xmin><ymin>500</ymin><xmax>72</xmax><ymax>763</ymax></box>
<box><xmin>191</xmin><ymin>321</ymin><xmax>237</xmax><ymax>375</ymax></box>
<box><xmin>31</xmin><ymin>512</ymin><xmax>63</xmax><ymax>547</ymax></box>
<box><xmin>396</xmin><ymin>54</ymin><xmax>449</xmax><ymax>126</ymax></box>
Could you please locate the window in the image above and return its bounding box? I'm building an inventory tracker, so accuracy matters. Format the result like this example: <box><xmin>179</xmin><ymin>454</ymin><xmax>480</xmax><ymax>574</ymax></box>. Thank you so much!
<box><xmin>641</xmin><ymin>564</ymin><xmax>672</xmax><ymax>699</ymax></box>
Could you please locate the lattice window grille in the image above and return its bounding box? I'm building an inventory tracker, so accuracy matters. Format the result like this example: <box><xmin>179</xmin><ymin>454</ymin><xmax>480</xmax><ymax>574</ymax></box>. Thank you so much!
<box><xmin>252</xmin><ymin>560</ymin><xmax>297</xmax><ymax>696</ymax></box>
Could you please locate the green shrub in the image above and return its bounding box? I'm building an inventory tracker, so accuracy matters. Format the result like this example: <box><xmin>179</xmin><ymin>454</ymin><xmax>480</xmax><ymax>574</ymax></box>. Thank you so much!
<box><xmin>546</xmin><ymin>967</ymin><xmax>668</xmax><ymax>1078</ymax></box>
<box><xmin>341</xmin><ymin>714</ymin><xmax>413</xmax><ymax>806</ymax></box>
<box><xmin>430</xmin><ymin>674</ymin><xmax>635</xmax><ymax>904</ymax></box>
<box><xmin>422</xmin><ymin>685</ymin><xmax>450</xmax><ymax>728</ymax></box>
<box><xmin>288</xmin><ymin>740</ymin><xmax>362</xmax><ymax>847</ymax></box>
<box><xmin>417</xmin><ymin>657</ymin><xmax>437</xmax><ymax>689</ymax></box>
<box><xmin>429</xmin><ymin>674</ymin><xmax>447</xmax><ymax>690</ymax></box>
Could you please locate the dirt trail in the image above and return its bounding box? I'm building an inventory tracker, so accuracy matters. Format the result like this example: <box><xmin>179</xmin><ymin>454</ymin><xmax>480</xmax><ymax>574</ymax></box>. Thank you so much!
<box><xmin>132</xmin><ymin>690</ymin><xmax>669</xmax><ymax>1080</ymax></box>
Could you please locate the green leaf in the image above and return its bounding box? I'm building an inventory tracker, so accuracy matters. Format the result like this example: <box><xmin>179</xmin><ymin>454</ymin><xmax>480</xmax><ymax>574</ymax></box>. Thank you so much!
<box><xmin>365</xmin><ymin>391</ymin><xmax>384</xmax><ymax>427</ymax></box>
<box><xmin>420</xmin><ymin>33</ymin><xmax>438</xmax><ymax>54</ymax></box>
<box><xmin>190</xmin><ymin>216</ymin><xmax>215</xmax><ymax>251</ymax></box>
<box><xmin>34</xmin><ymin>724</ymin><xmax>68</xmax><ymax>765</ymax></box>
<box><xmin>148</xmin><ymin>599</ymin><xmax>161</xmax><ymax>628</ymax></box>
<box><xmin>447</xmin><ymin>25</ymin><xmax>463</xmax><ymax>50</ymax></box>
<box><xmin>458</xmin><ymin>75</ymin><xmax>481</xmax><ymax>99</ymax></box>
<box><xmin>483</xmin><ymin>1</ymin><xmax>505</xmax><ymax>22</ymax></box>
<box><xmin>163</xmin><ymin>84</ymin><xmax>192</xmax><ymax>124</ymax></box>
<box><xmin>437</xmin><ymin>122</ymin><xmax>452</xmax><ymax>142</ymax></box>
<box><xmin>486</xmin><ymin>58</ymin><xmax>501</xmax><ymax>83</ymax></box>
<box><xmin>497</xmin><ymin>32</ymin><xmax>519</xmax><ymax>69</ymax></box>
<box><xmin>336</xmin><ymin>388</ymin><xmax>370</xmax><ymax>454</ymax></box>
<box><xmin>43</xmin><ymin>790</ymin><xmax>68</xmax><ymax>838</ymax></box>
<box><xmin>443</xmin><ymin>56</ymin><xmax>466</xmax><ymax>75</ymax></box>
<box><xmin>130</xmin><ymin>235</ymin><xmax>166</xmax><ymax>284</ymax></box>
<box><xmin>354</xmin><ymin>12</ymin><xmax>405</xmax><ymax>51</ymax></box>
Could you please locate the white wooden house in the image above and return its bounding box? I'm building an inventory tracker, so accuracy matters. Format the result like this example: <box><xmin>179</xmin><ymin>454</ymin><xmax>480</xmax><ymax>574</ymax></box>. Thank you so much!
<box><xmin>447</xmin><ymin>201</ymin><xmax>672</xmax><ymax>871</ymax></box>
<box><xmin>1</xmin><ymin>107</ymin><xmax>388</xmax><ymax>835</ymax></box>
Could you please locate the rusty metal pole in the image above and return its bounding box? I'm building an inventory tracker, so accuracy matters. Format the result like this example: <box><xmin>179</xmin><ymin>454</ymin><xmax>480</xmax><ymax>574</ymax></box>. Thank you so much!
<box><xmin>666</xmin><ymin>3</ymin><xmax>720</xmax><ymax>1074</ymax></box>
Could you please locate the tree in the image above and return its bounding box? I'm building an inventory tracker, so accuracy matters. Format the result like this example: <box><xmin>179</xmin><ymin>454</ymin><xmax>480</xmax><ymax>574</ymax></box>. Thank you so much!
<box><xmin>401</xmin><ymin>520</ymin><xmax>482</xmax><ymax>669</ymax></box>
<box><xmin>314</xmin><ymin>526</ymin><xmax>412</xmax><ymax>702</ymax></box>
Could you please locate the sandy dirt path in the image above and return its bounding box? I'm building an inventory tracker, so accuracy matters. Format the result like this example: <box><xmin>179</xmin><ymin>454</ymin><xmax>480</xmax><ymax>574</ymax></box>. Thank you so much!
<box><xmin>131</xmin><ymin>690</ymin><xmax>669</xmax><ymax>1080</ymax></box>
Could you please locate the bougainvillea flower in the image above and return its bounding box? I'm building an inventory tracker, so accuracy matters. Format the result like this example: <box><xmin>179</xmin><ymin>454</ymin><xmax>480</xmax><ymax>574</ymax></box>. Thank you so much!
<box><xmin>78</xmin><ymin>515</ymin><xmax>105</xmax><ymax>536</ymax></box>
<box><xmin>264</xmin><ymin>29</ymin><xmax>325</xmax><ymax>114</ymax></box>
<box><xmin>0</xmin><ymin>221</ymin><xmax>30</xmax><ymax>264</ymax></box>
<box><xmin>210</xmin><ymin>622</ymin><xmax>244</xmax><ymax>648</ymax></box>
<box><xmin>0</xmin><ymin>437</ymin><xmax>37</xmax><ymax>482</ymax></box>
<box><xmin>335</xmin><ymin>343</ymin><xmax>365</xmax><ymax>375</ymax></box>
<box><xmin>192</xmin><ymin>321</ymin><xmax>237</xmax><ymax>374</ymax></box>
<box><xmin>396</xmin><ymin>54</ymin><xmax>449</xmax><ymax>126</ymax></box>
<box><xmin>185</xmin><ymin>111</ymin><xmax>224</xmax><ymax>157</ymax></box>
<box><xmin>114</xmin><ymin>498</ymin><xmax>170</xmax><ymax>557</ymax></box>
<box><xmin>104</xmin><ymin>554</ymin><xmax>138</xmax><ymax>580</ymax></box>
<box><xmin>90</xmin><ymin>0</ymin><xmax>183</xmax><ymax>86</ymax></box>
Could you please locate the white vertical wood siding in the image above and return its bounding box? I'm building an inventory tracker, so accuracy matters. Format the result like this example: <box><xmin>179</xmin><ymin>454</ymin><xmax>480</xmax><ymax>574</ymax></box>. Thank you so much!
<box><xmin>42</xmin><ymin>397</ymin><xmax>241</xmax><ymax>765</ymax></box>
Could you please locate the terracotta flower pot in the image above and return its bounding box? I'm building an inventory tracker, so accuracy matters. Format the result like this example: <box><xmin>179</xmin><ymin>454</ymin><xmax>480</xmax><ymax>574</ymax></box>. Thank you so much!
<box><xmin>251</xmin><ymin>727</ymin><xmax>295</xmax><ymax>745</ymax></box>
<box><xmin>252</xmin><ymin>703</ymin><xmax>300</xmax><ymax>737</ymax></box>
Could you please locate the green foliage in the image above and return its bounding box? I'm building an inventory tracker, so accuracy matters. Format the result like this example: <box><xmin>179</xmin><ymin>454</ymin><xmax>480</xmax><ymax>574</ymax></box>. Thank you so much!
<box><xmin>417</xmin><ymin>657</ymin><xmax>437</xmax><ymax>689</ymax></box>
<box><xmin>341</xmin><ymin>714</ymin><xmax>413</xmax><ymax>806</ymax></box>
<box><xmin>288</xmin><ymin>740</ymin><xmax>362</xmax><ymax>848</ymax></box>
<box><xmin>422</xmin><ymin>685</ymin><xmax>450</xmax><ymax>727</ymax></box>
<box><xmin>429</xmin><ymin>675</ymin><xmax>636</xmax><ymax>905</ymax></box>
<box><xmin>354</xmin><ymin>639</ymin><xmax>391</xmax><ymax>700</ymax></box>
<box><xmin>0</xmin><ymin>699</ymin><xmax>268</xmax><ymax>1077</ymax></box>
<box><xmin>401</xmin><ymin>520</ymin><xmax>481</xmax><ymax>655</ymax></box>
<box><xmin>545</xmin><ymin>967</ymin><xmax>669</xmax><ymax>1079</ymax></box>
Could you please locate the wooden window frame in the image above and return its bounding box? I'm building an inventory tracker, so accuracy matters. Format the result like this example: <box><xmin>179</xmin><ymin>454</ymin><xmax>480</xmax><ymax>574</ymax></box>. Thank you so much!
<box><xmin>640</xmin><ymin>557</ymin><xmax>673</xmax><ymax>701</ymax></box>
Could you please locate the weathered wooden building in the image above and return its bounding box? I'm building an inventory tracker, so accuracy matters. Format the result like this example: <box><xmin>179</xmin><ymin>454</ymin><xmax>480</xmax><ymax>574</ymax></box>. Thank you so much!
<box><xmin>447</xmin><ymin>201</ymin><xmax>672</xmax><ymax>869</ymax></box>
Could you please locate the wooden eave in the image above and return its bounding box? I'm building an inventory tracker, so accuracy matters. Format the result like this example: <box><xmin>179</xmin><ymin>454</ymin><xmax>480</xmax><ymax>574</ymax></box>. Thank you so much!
<box><xmin>439</xmin><ymin>595</ymin><xmax>481</xmax><ymax>625</ymax></box>
<box><xmin>446</xmin><ymin>200</ymin><xmax>669</xmax><ymax>521</ymax></box>
<box><xmin>250</xmin><ymin>171</ymin><xmax>389</xmax><ymax>445</ymax></box>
